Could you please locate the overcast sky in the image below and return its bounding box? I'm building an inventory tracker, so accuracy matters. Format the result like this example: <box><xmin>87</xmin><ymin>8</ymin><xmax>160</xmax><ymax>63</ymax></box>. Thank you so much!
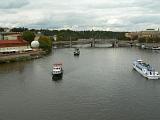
<box><xmin>0</xmin><ymin>0</ymin><xmax>160</xmax><ymax>31</ymax></box>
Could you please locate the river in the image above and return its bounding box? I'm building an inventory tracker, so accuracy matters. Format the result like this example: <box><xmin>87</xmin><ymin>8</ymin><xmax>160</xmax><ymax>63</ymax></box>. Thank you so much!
<box><xmin>1</xmin><ymin>47</ymin><xmax>160</xmax><ymax>120</ymax></box>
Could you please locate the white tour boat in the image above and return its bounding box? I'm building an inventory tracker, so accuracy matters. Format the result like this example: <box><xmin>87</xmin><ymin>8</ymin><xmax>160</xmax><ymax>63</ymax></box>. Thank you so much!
<box><xmin>52</xmin><ymin>63</ymin><xmax>63</xmax><ymax>78</ymax></box>
<box><xmin>133</xmin><ymin>60</ymin><xmax>160</xmax><ymax>79</ymax></box>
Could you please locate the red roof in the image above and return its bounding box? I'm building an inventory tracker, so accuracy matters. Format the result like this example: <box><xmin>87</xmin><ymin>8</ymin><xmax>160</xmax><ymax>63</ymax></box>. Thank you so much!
<box><xmin>0</xmin><ymin>40</ymin><xmax>29</xmax><ymax>47</ymax></box>
<box><xmin>0</xmin><ymin>40</ymin><xmax>28</xmax><ymax>44</ymax></box>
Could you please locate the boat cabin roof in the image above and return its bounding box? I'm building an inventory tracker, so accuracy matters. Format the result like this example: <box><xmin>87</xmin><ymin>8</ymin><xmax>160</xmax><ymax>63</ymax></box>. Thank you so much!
<box><xmin>53</xmin><ymin>63</ymin><xmax>62</xmax><ymax>66</ymax></box>
<box><xmin>53</xmin><ymin>63</ymin><xmax>62</xmax><ymax>67</ymax></box>
<box><xmin>137</xmin><ymin>59</ymin><xmax>143</xmax><ymax>62</ymax></box>
<box><xmin>138</xmin><ymin>62</ymin><xmax>154</xmax><ymax>71</ymax></box>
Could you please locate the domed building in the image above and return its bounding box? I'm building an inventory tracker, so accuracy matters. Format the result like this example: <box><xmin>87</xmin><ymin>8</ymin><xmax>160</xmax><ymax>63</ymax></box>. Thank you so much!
<box><xmin>31</xmin><ymin>40</ymin><xmax>39</xmax><ymax>48</ymax></box>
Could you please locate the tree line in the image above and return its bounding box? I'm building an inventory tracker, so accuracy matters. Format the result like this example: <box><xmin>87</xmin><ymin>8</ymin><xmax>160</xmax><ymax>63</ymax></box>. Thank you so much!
<box><xmin>0</xmin><ymin>27</ymin><xmax>128</xmax><ymax>41</ymax></box>
<box><xmin>2</xmin><ymin>27</ymin><xmax>160</xmax><ymax>43</ymax></box>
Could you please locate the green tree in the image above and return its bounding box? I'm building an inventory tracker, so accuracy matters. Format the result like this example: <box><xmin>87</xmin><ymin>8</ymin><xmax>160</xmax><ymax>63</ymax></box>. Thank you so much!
<box><xmin>138</xmin><ymin>37</ymin><xmax>147</xmax><ymax>43</ymax></box>
<box><xmin>0</xmin><ymin>28</ymin><xmax>4</xmax><ymax>32</ymax></box>
<box><xmin>11</xmin><ymin>27</ymin><xmax>28</xmax><ymax>32</ymax></box>
<box><xmin>38</xmin><ymin>36</ymin><xmax>52</xmax><ymax>53</ymax></box>
<box><xmin>22</xmin><ymin>31</ymin><xmax>35</xmax><ymax>43</ymax></box>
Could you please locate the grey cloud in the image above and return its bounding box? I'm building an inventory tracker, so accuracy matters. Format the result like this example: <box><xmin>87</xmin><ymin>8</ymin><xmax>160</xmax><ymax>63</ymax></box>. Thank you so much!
<box><xmin>0</xmin><ymin>0</ymin><xmax>29</xmax><ymax>9</ymax></box>
<box><xmin>0</xmin><ymin>0</ymin><xmax>160</xmax><ymax>31</ymax></box>
<box><xmin>130</xmin><ymin>15</ymin><xmax>160</xmax><ymax>24</ymax></box>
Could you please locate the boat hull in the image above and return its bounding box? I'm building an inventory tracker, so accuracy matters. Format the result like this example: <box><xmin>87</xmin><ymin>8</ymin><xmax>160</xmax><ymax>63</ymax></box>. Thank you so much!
<box><xmin>133</xmin><ymin>64</ymin><xmax>160</xmax><ymax>79</ymax></box>
<box><xmin>74</xmin><ymin>53</ymin><xmax>80</xmax><ymax>56</ymax></box>
<box><xmin>52</xmin><ymin>73</ymin><xmax>63</xmax><ymax>80</ymax></box>
<box><xmin>74</xmin><ymin>52</ymin><xmax>80</xmax><ymax>56</ymax></box>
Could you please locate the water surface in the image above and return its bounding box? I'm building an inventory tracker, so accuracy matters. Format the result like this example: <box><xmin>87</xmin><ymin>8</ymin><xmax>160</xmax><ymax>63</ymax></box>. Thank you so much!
<box><xmin>0</xmin><ymin>48</ymin><xmax>160</xmax><ymax>120</ymax></box>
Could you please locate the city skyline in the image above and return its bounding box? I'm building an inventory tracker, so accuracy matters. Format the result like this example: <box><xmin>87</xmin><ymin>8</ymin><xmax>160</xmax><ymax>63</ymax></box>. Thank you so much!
<box><xmin>0</xmin><ymin>0</ymin><xmax>160</xmax><ymax>31</ymax></box>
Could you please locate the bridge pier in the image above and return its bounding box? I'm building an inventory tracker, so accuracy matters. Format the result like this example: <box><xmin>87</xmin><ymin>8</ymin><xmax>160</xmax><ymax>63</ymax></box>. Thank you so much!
<box><xmin>70</xmin><ymin>40</ymin><xmax>72</xmax><ymax>48</ymax></box>
<box><xmin>130</xmin><ymin>42</ymin><xmax>133</xmax><ymax>47</ymax></box>
<box><xmin>91</xmin><ymin>38</ymin><xmax>95</xmax><ymax>47</ymax></box>
<box><xmin>112</xmin><ymin>41</ymin><xmax>118</xmax><ymax>48</ymax></box>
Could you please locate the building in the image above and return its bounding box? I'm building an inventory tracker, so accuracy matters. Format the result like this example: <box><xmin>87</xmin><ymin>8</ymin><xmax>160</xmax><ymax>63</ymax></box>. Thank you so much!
<box><xmin>125</xmin><ymin>32</ymin><xmax>138</xmax><ymax>40</ymax></box>
<box><xmin>125</xmin><ymin>29</ymin><xmax>160</xmax><ymax>40</ymax></box>
<box><xmin>0</xmin><ymin>33</ymin><xmax>32</xmax><ymax>55</ymax></box>
<box><xmin>138</xmin><ymin>29</ymin><xmax>160</xmax><ymax>38</ymax></box>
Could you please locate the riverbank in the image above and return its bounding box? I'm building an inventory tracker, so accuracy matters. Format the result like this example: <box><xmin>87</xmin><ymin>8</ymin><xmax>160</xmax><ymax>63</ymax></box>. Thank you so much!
<box><xmin>0</xmin><ymin>50</ymin><xmax>46</xmax><ymax>63</ymax></box>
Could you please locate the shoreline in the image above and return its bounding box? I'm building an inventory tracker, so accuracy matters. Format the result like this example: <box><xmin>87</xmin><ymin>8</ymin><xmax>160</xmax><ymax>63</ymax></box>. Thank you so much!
<box><xmin>0</xmin><ymin>50</ymin><xmax>46</xmax><ymax>64</ymax></box>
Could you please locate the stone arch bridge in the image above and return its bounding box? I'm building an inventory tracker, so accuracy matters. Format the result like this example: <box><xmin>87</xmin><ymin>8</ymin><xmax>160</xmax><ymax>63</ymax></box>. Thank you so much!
<box><xmin>52</xmin><ymin>39</ymin><xmax>135</xmax><ymax>48</ymax></box>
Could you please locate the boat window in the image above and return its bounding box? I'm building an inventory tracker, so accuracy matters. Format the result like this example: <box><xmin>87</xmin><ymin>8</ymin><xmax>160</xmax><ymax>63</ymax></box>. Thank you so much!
<box><xmin>136</xmin><ymin>65</ymin><xmax>142</xmax><ymax>70</ymax></box>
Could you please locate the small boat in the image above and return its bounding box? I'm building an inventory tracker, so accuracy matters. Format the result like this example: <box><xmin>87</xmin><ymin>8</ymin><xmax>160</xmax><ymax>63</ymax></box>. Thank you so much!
<box><xmin>52</xmin><ymin>63</ymin><xmax>63</xmax><ymax>79</ymax></box>
<box><xmin>133</xmin><ymin>59</ymin><xmax>160</xmax><ymax>79</ymax></box>
<box><xmin>74</xmin><ymin>48</ymin><xmax>80</xmax><ymax>56</ymax></box>
<box><xmin>152</xmin><ymin>46</ymin><xmax>160</xmax><ymax>50</ymax></box>
<box><xmin>141</xmin><ymin>44</ymin><xmax>145</xmax><ymax>49</ymax></box>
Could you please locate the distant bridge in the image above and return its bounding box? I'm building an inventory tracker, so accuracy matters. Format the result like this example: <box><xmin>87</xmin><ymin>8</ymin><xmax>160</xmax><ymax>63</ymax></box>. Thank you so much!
<box><xmin>52</xmin><ymin>39</ymin><xmax>136</xmax><ymax>48</ymax></box>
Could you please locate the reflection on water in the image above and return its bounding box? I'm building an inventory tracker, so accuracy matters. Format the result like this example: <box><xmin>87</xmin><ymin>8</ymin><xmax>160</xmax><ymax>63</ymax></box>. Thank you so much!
<box><xmin>0</xmin><ymin>62</ymin><xmax>28</xmax><ymax>74</ymax></box>
<box><xmin>52</xmin><ymin>78</ymin><xmax>63</xmax><ymax>85</ymax></box>
<box><xmin>52</xmin><ymin>75</ymin><xmax>63</xmax><ymax>81</ymax></box>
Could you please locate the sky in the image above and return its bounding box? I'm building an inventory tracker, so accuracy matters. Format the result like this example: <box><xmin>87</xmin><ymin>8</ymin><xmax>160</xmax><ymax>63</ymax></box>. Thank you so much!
<box><xmin>0</xmin><ymin>0</ymin><xmax>160</xmax><ymax>31</ymax></box>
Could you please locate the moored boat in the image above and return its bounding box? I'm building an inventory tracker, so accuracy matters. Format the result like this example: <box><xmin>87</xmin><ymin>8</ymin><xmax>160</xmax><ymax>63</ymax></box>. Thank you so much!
<box><xmin>152</xmin><ymin>46</ymin><xmax>160</xmax><ymax>50</ymax></box>
<box><xmin>133</xmin><ymin>60</ymin><xmax>160</xmax><ymax>79</ymax></box>
<box><xmin>52</xmin><ymin>63</ymin><xmax>63</xmax><ymax>79</ymax></box>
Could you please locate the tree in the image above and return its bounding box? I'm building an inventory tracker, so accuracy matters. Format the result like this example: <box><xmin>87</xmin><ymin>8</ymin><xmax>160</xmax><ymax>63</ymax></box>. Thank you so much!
<box><xmin>38</xmin><ymin>36</ymin><xmax>52</xmax><ymax>53</ymax></box>
<box><xmin>11</xmin><ymin>27</ymin><xmax>28</xmax><ymax>32</ymax></box>
<box><xmin>0</xmin><ymin>28</ymin><xmax>4</xmax><ymax>32</ymax></box>
<box><xmin>138</xmin><ymin>37</ymin><xmax>146</xmax><ymax>43</ymax></box>
<box><xmin>22</xmin><ymin>31</ymin><xmax>35</xmax><ymax>43</ymax></box>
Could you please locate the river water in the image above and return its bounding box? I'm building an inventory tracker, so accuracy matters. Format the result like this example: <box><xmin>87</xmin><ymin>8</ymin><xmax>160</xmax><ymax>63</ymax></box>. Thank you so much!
<box><xmin>1</xmin><ymin>47</ymin><xmax>160</xmax><ymax>120</ymax></box>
